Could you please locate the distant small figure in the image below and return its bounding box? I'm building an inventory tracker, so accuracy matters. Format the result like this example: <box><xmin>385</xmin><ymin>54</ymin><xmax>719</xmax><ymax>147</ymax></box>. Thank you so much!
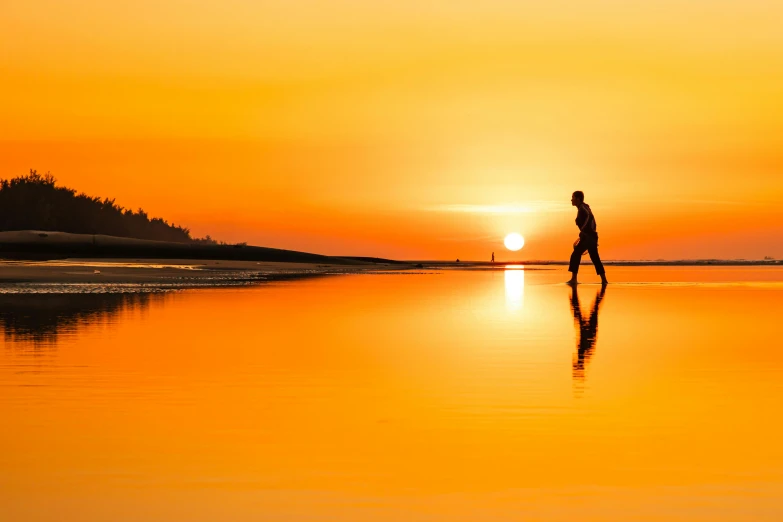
<box><xmin>567</xmin><ymin>191</ymin><xmax>608</xmax><ymax>285</ymax></box>
<box><xmin>456</xmin><ymin>258</ymin><xmax>460</xmax><ymax>263</ymax></box>
<box><xmin>491</xmin><ymin>252</ymin><xmax>495</xmax><ymax>264</ymax></box>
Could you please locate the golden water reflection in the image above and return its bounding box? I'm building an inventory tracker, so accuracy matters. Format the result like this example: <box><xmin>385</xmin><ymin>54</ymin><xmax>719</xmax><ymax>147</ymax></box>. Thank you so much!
<box><xmin>503</xmin><ymin>265</ymin><xmax>525</xmax><ymax>311</ymax></box>
<box><xmin>2</xmin><ymin>268</ymin><xmax>783</xmax><ymax>521</ymax></box>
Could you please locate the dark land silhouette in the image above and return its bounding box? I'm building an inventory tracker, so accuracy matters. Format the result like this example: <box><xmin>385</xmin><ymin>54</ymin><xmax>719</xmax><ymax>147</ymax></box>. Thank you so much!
<box><xmin>0</xmin><ymin>230</ymin><xmax>376</xmax><ymax>264</ymax></box>
<box><xmin>0</xmin><ymin>171</ymin><xmax>390</xmax><ymax>265</ymax></box>
<box><xmin>0</xmin><ymin>171</ymin><xmax>193</xmax><ymax>242</ymax></box>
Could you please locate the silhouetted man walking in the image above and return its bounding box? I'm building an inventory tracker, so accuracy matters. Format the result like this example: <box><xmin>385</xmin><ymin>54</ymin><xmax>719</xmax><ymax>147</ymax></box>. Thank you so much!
<box><xmin>567</xmin><ymin>191</ymin><xmax>608</xmax><ymax>285</ymax></box>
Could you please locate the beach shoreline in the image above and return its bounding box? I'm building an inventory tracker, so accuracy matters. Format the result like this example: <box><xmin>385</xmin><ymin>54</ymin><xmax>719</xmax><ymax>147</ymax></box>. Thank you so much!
<box><xmin>1</xmin><ymin>258</ymin><xmax>781</xmax><ymax>291</ymax></box>
<box><xmin>0</xmin><ymin>258</ymin><xmax>421</xmax><ymax>288</ymax></box>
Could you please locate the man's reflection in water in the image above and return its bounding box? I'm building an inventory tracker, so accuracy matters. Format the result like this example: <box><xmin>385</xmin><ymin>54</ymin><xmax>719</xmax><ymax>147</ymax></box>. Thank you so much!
<box><xmin>570</xmin><ymin>284</ymin><xmax>606</xmax><ymax>385</ymax></box>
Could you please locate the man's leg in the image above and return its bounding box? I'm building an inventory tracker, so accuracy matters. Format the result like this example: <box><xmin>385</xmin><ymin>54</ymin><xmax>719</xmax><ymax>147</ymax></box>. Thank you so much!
<box><xmin>587</xmin><ymin>244</ymin><xmax>608</xmax><ymax>284</ymax></box>
<box><xmin>568</xmin><ymin>242</ymin><xmax>588</xmax><ymax>282</ymax></box>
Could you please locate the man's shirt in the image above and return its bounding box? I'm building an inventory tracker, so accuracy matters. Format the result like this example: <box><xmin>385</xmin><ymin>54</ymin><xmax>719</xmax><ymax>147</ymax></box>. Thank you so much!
<box><xmin>575</xmin><ymin>204</ymin><xmax>598</xmax><ymax>238</ymax></box>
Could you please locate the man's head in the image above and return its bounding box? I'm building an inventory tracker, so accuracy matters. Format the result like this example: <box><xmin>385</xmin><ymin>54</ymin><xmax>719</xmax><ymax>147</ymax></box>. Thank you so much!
<box><xmin>571</xmin><ymin>191</ymin><xmax>585</xmax><ymax>206</ymax></box>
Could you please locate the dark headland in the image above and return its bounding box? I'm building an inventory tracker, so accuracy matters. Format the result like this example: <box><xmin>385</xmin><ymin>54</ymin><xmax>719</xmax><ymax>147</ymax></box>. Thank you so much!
<box><xmin>0</xmin><ymin>230</ymin><xmax>415</xmax><ymax>285</ymax></box>
<box><xmin>0</xmin><ymin>172</ymin><xmax>410</xmax><ymax>285</ymax></box>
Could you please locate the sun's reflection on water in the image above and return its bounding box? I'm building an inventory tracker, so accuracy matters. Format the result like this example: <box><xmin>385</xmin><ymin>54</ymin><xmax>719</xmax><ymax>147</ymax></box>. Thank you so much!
<box><xmin>504</xmin><ymin>265</ymin><xmax>525</xmax><ymax>311</ymax></box>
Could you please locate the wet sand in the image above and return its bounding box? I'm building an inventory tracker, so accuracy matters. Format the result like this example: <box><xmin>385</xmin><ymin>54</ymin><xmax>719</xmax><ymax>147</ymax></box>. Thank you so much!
<box><xmin>1</xmin><ymin>259</ymin><xmax>781</xmax><ymax>290</ymax></box>
<box><xmin>0</xmin><ymin>258</ymin><xmax>416</xmax><ymax>288</ymax></box>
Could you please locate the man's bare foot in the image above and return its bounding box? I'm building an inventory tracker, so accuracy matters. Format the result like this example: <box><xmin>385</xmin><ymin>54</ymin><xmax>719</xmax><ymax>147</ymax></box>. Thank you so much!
<box><xmin>601</xmin><ymin>278</ymin><xmax>609</xmax><ymax>285</ymax></box>
<box><xmin>567</xmin><ymin>279</ymin><xmax>579</xmax><ymax>285</ymax></box>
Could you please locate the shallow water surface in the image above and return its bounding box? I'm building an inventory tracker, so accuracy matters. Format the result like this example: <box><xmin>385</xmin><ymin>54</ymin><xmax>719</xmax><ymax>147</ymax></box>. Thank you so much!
<box><xmin>2</xmin><ymin>267</ymin><xmax>783</xmax><ymax>521</ymax></box>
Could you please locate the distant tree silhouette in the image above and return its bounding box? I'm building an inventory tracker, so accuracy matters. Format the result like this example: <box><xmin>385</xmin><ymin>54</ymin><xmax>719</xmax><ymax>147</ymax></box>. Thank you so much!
<box><xmin>192</xmin><ymin>235</ymin><xmax>218</xmax><ymax>245</ymax></box>
<box><xmin>0</xmin><ymin>170</ymin><xmax>194</xmax><ymax>242</ymax></box>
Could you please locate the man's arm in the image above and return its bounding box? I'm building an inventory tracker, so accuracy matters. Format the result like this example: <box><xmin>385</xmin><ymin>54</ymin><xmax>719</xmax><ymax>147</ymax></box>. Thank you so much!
<box><xmin>575</xmin><ymin>206</ymin><xmax>588</xmax><ymax>230</ymax></box>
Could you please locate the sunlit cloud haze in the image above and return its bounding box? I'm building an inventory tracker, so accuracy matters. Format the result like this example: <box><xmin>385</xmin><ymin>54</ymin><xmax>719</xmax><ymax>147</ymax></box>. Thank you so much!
<box><xmin>1</xmin><ymin>0</ymin><xmax>782</xmax><ymax>260</ymax></box>
<box><xmin>429</xmin><ymin>203</ymin><xmax>572</xmax><ymax>214</ymax></box>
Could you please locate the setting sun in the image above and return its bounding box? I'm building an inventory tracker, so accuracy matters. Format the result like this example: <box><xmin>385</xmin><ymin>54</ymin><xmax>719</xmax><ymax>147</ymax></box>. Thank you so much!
<box><xmin>504</xmin><ymin>233</ymin><xmax>525</xmax><ymax>251</ymax></box>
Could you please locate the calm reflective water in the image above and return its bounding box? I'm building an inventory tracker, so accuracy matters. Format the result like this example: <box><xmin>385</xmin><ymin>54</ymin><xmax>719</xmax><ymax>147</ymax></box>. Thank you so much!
<box><xmin>2</xmin><ymin>267</ymin><xmax>783</xmax><ymax>521</ymax></box>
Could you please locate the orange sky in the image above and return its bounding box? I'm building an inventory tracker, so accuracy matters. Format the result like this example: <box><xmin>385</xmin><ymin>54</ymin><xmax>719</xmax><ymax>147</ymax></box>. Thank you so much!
<box><xmin>2</xmin><ymin>1</ymin><xmax>782</xmax><ymax>260</ymax></box>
